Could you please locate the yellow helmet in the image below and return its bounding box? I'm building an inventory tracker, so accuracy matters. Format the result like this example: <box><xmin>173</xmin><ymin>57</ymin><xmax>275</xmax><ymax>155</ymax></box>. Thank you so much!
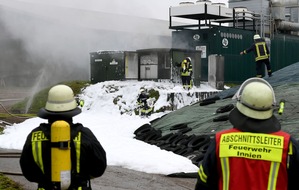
<box><xmin>38</xmin><ymin>84</ymin><xmax>81</xmax><ymax>119</ymax></box>
<box><xmin>253</xmin><ymin>34</ymin><xmax>261</xmax><ymax>40</ymax></box>
<box><xmin>139</xmin><ymin>88</ymin><xmax>145</xmax><ymax>94</ymax></box>
<box><xmin>233</xmin><ymin>78</ymin><xmax>276</xmax><ymax>120</ymax></box>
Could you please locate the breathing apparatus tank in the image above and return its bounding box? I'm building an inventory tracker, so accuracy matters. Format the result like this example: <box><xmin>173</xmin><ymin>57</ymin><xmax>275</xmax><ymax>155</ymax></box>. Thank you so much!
<box><xmin>51</xmin><ymin>120</ymin><xmax>71</xmax><ymax>190</ymax></box>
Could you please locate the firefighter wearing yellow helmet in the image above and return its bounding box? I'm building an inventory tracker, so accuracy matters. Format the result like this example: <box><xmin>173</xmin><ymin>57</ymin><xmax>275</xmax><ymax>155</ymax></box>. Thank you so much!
<box><xmin>20</xmin><ymin>84</ymin><xmax>107</xmax><ymax>190</ymax></box>
<box><xmin>195</xmin><ymin>78</ymin><xmax>299</xmax><ymax>190</ymax></box>
<box><xmin>180</xmin><ymin>57</ymin><xmax>193</xmax><ymax>90</ymax></box>
<box><xmin>240</xmin><ymin>34</ymin><xmax>272</xmax><ymax>78</ymax></box>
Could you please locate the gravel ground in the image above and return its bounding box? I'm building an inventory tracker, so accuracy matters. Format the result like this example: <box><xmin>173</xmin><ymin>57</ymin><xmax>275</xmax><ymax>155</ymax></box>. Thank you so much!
<box><xmin>0</xmin><ymin>148</ymin><xmax>197</xmax><ymax>190</ymax></box>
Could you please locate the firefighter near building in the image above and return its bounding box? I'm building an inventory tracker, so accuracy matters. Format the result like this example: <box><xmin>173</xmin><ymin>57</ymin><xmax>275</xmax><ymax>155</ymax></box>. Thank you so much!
<box><xmin>240</xmin><ymin>34</ymin><xmax>272</xmax><ymax>78</ymax></box>
<box><xmin>179</xmin><ymin>57</ymin><xmax>193</xmax><ymax>90</ymax></box>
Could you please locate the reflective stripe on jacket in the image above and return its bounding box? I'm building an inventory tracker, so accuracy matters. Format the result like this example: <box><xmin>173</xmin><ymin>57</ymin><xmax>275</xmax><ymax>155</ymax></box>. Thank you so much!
<box><xmin>244</xmin><ymin>39</ymin><xmax>270</xmax><ymax>62</ymax></box>
<box><xmin>20</xmin><ymin>122</ymin><xmax>107</xmax><ymax>190</ymax></box>
<box><xmin>215</xmin><ymin>128</ymin><xmax>290</xmax><ymax>190</ymax></box>
<box><xmin>254</xmin><ymin>41</ymin><xmax>270</xmax><ymax>61</ymax></box>
<box><xmin>181</xmin><ymin>61</ymin><xmax>193</xmax><ymax>76</ymax></box>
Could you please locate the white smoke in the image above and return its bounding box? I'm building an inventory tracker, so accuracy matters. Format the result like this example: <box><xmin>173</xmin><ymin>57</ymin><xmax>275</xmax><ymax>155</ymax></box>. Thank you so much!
<box><xmin>0</xmin><ymin>0</ymin><xmax>174</xmax><ymax>89</ymax></box>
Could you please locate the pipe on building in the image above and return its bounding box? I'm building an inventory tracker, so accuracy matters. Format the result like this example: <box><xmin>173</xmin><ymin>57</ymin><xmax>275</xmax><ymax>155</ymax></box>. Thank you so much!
<box><xmin>271</xmin><ymin>0</ymin><xmax>298</xmax><ymax>7</ymax></box>
<box><xmin>276</xmin><ymin>20</ymin><xmax>299</xmax><ymax>31</ymax></box>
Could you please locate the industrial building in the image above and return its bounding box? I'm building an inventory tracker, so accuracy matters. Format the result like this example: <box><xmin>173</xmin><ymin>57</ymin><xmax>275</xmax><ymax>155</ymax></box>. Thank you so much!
<box><xmin>169</xmin><ymin>0</ymin><xmax>299</xmax><ymax>83</ymax></box>
<box><xmin>91</xmin><ymin>0</ymin><xmax>299</xmax><ymax>86</ymax></box>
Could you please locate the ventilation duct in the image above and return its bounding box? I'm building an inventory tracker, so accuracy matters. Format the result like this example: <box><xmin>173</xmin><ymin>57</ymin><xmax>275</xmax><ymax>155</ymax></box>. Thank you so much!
<box><xmin>271</xmin><ymin>0</ymin><xmax>299</xmax><ymax>31</ymax></box>
<box><xmin>276</xmin><ymin>20</ymin><xmax>299</xmax><ymax>31</ymax></box>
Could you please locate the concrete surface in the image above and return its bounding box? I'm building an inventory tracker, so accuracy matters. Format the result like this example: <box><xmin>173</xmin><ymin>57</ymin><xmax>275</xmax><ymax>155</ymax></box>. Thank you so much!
<box><xmin>0</xmin><ymin>149</ymin><xmax>197</xmax><ymax>190</ymax></box>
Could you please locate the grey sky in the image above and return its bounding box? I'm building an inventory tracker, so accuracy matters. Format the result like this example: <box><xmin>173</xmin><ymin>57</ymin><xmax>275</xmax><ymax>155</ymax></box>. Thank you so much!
<box><xmin>15</xmin><ymin>0</ymin><xmax>228</xmax><ymax>20</ymax></box>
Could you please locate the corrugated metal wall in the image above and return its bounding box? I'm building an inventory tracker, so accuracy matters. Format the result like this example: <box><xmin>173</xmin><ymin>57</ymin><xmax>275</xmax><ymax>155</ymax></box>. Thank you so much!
<box><xmin>271</xmin><ymin>34</ymin><xmax>299</xmax><ymax>71</ymax></box>
<box><xmin>214</xmin><ymin>27</ymin><xmax>257</xmax><ymax>83</ymax></box>
<box><xmin>172</xmin><ymin>27</ymin><xmax>257</xmax><ymax>83</ymax></box>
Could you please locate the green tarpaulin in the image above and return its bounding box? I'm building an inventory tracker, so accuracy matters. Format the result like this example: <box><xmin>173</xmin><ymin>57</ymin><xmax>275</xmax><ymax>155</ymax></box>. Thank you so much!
<box><xmin>150</xmin><ymin>62</ymin><xmax>299</xmax><ymax>139</ymax></box>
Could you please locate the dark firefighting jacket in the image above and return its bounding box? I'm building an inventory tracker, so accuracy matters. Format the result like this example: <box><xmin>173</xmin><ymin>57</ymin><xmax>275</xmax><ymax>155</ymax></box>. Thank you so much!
<box><xmin>137</xmin><ymin>92</ymin><xmax>153</xmax><ymax>114</ymax></box>
<box><xmin>20</xmin><ymin>122</ymin><xmax>107</xmax><ymax>190</ymax></box>
<box><xmin>195</xmin><ymin>108</ymin><xmax>299</xmax><ymax>190</ymax></box>
<box><xmin>243</xmin><ymin>38</ymin><xmax>270</xmax><ymax>61</ymax></box>
<box><xmin>137</xmin><ymin>93</ymin><xmax>149</xmax><ymax>106</ymax></box>
<box><xmin>181</xmin><ymin>61</ymin><xmax>193</xmax><ymax>77</ymax></box>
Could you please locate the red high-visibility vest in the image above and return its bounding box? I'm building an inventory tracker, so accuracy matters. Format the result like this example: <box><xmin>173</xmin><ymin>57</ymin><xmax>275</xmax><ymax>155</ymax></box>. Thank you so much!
<box><xmin>216</xmin><ymin>128</ymin><xmax>290</xmax><ymax>190</ymax></box>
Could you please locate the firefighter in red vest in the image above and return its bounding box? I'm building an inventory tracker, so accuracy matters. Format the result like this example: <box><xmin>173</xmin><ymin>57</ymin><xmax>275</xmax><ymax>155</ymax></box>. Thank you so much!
<box><xmin>195</xmin><ymin>77</ymin><xmax>299</xmax><ymax>190</ymax></box>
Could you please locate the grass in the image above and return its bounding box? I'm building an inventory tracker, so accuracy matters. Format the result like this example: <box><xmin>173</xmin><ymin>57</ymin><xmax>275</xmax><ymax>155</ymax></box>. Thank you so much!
<box><xmin>0</xmin><ymin>80</ymin><xmax>90</xmax><ymax>137</ymax></box>
<box><xmin>10</xmin><ymin>81</ymin><xmax>90</xmax><ymax>114</ymax></box>
<box><xmin>224</xmin><ymin>83</ymin><xmax>240</xmax><ymax>88</ymax></box>
<box><xmin>0</xmin><ymin>173</ymin><xmax>23</xmax><ymax>190</ymax></box>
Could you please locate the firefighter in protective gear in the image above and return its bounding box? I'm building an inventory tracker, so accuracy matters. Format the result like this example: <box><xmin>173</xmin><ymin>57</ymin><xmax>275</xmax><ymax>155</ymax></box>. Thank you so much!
<box><xmin>240</xmin><ymin>34</ymin><xmax>272</xmax><ymax>78</ymax></box>
<box><xmin>76</xmin><ymin>97</ymin><xmax>84</xmax><ymax>108</ymax></box>
<box><xmin>180</xmin><ymin>57</ymin><xmax>193</xmax><ymax>89</ymax></box>
<box><xmin>20</xmin><ymin>84</ymin><xmax>107</xmax><ymax>190</ymax></box>
<box><xmin>195</xmin><ymin>77</ymin><xmax>299</xmax><ymax>190</ymax></box>
<box><xmin>137</xmin><ymin>88</ymin><xmax>152</xmax><ymax>117</ymax></box>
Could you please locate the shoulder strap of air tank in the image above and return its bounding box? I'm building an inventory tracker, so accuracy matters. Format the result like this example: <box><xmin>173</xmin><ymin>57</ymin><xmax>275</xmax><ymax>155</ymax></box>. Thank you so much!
<box><xmin>71</xmin><ymin>123</ymin><xmax>83</xmax><ymax>139</ymax></box>
<box><xmin>39</xmin><ymin>123</ymin><xmax>51</xmax><ymax>139</ymax></box>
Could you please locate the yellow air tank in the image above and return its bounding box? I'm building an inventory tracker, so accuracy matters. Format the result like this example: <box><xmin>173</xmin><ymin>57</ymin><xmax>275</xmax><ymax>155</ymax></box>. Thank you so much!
<box><xmin>51</xmin><ymin>120</ymin><xmax>71</xmax><ymax>190</ymax></box>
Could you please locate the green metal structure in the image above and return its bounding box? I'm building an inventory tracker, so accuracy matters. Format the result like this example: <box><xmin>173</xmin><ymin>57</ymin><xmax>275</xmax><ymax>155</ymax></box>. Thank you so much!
<box><xmin>168</xmin><ymin>3</ymin><xmax>299</xmax><ymax>83</ymax></box>
<box><xmin>271</xmin><ymin>34</ymin><xmax>299</xmax><ymax>72</ymax></box>
<box><xmin>172</xmin><ymin>27</ymin><xmax>257</xmax><ymax>83</ymax></box>
<box><xmin>89</xmin><ymin>49</ymin><xmax>202</xmax><ymax>86</ymax></box>
<box><xmin>90</xmin><ymin>51</ymin><xmax>125</xmax><ymax>84</ymax></box>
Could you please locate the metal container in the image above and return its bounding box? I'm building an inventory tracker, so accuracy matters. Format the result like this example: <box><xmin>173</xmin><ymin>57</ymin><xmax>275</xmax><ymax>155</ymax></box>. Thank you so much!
<box><xmin>89</xmin><ymin>51</ymin><xmax>125</xmax><ymax>83</ymax></box>
<box><xmin>137</xmin><ymin>48</ymin><xmax>193</xmax><ymax>81</ymax></box>
<box><xmin>172</xmin><ymin>26</ymin><xmax>256</xmax><ymax>83</ymax></box>
<box><xmin>208</xmin><ymin>54</ymin><xmax>225</xmax><ymax>90</ymax></box>
<box><xmin>90</xmin><ymin>48</ymin><xmax>201</xmax><ymax>85</ymax></box>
